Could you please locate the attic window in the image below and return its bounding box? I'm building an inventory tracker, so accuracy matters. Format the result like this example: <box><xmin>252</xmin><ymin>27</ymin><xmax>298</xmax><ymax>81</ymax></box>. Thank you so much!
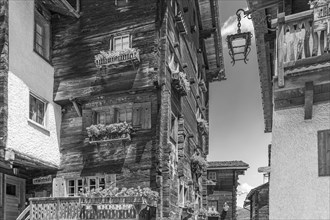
<box><xmin>115</xmin><ymin>0</ymin><xmax>128</xmax><ymax>6</ymax></box>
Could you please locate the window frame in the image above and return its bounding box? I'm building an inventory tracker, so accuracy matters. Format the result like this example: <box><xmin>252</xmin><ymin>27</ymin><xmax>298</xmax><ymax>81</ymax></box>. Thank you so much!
<box><xmin>29</xmin><ymin>92</ymin><xmax>47</xmax><ymax>127</ymax></box>
<box><xmin>34</xmin><ymin>9</ymin><xmax>51</xmax><ymax>61</ymax></box>
<box><xmin>66</xmin><ymin>176</ymin><xmax>107</xmax><ymax>197</ymax></box>
<box><xmin>208</xmin><ymin>171</ymin><xmax>216</xmax><ymax>181</ymax></box>
<box><xmin>110</xmin><ymin>34</ymin><xmax>131</xmax><ymax>52</ymax></box>
<box><xmin>115</xmin><ymin>0</ymin><xmax>128</xmax><ymax>6</ymax></box>
<box><xmin>208</xmin><ymin>200</ymin><xmax>218</xmax><ymax>211</ymax></box>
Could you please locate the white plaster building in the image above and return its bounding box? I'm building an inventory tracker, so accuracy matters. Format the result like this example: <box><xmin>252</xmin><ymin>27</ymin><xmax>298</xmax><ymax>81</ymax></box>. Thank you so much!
<box><xmin>0</xmin><ymin>1</ymin><xmax>77</xmax><ymax>219</ymax></box>
<box><xmin>246</xmin><ymin>0</ymin><xmax>330</xmax><ymax>219</ymax></box>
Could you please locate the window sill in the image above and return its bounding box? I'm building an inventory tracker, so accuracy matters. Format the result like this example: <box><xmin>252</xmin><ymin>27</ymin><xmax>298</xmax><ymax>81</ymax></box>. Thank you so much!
<box><xmin>28</xmin><ymin>119</ymin><xmax>50</xmax><ymax>136</ymax></box>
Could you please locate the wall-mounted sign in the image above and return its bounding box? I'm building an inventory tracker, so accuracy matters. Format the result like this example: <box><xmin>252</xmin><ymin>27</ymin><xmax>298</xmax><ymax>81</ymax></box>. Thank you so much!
<box><xmin>33</xmin><ymin>175</ymin><xmax>52</xmax><ymax>185</ymax></box>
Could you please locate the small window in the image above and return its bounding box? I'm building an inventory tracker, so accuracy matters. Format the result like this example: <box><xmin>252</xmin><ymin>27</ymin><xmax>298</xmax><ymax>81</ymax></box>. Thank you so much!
<box><xmin>318</xmin><ymin>129</ymin><xmax>330</xmax><ymax>176</ymax></box>
<box><xmin>29</xmin><ymin>93</ymin><xmax>47</xmax><ymax>126</ymax></box>
<box><xmin>34</xmin><ymin>10</ymin><xmax>50</xmax><ymax>60</ymax></box>
<box><xmin>112</xmin><ymin>35</ymin><xmax>130</xmax><ymax>51</ymax></box>
<box><xmin>209</xmin><ymin>200</ymin><xmax>218</xmax><ymax>211</ymax></box>
<box><xmin>115</xmin><ymin>0</ymin><xmax>128</xmax><ymax>6</ymax></box>
<box><xmin>6</xmin><ymin>183</ymin><xmax>17</xmax><ymax>196</ymax></box>
<box><xmin>208</xmin><ymin>172</ymin><xmax>216</xmax><ymax>180</ymax></box>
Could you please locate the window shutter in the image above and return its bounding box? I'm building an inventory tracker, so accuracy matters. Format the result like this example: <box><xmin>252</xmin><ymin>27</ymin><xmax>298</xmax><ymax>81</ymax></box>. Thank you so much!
<box><xmin>141</xmin><ymin>102</ymin><xmax>151</xmax><ymax>129</ymax></box>
<box><xmin>133</xmin><ymin>102</ymin><xmax>151</xmax><ymax>129</ymax></box>
<box><xmin>52</xmin><ymin>177</ymin><xmax>65</xmax><ymax>197</ymax></box>
<box><xmin>132</xmin><ymin>103</ymin><xmax>142</xmax><ymax>127</ymax></box>
<box><xmin>105</xmin><ymin>174</ymin><xmax>116</xmax><ymax>188</ymax></box>
<box><xmin>114</xmin><ymin>108</ymin><xmax>120</xmax><ymax>123</ymax></box>
<box><xmin>318</xmin><ymin>129</ymin><xmax>330</xmax><ymax>176</ymax></box>
<box><xmin>82</xmin><ymin>109</ymin><xmax>93</xmax><ymax>130</ymax></box>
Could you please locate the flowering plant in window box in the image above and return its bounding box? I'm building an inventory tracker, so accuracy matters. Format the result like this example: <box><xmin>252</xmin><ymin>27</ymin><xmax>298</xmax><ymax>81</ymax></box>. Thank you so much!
<box><xmin>191</xmin><ymin>153</ymin><xmax>208</xmax><ymax>176</ymax></box>
<box><xmin>94</xmin><ymin>47</ymin><xmax>140</xmax><ymax>68</ymax></box>
<box><xmin>171</xmin><ymin>71</ymin><xmax>190</xmax><ymax>96</ymax></box>
<box><xmin>79</xmin><ymin>186</ymin><xmax>159</xmax><ymax>207</ymax></box>
<box><xmin>308</xmin><ymin>0</ymin><xmax>329</xmax><ymax>8</ymax></box>
<box><xmin>197</xmin><ymin>118</ymin><xmax>209</xmax><ymax>135</ymax></box>
<box><xmin>86</xmin><ymin>122</ymin><xmax>133</xmax><ymax>143</ymax></box>
<box><xmin>197</xmin><ymin>208</ymin><xmax>207</xmax><ymax>220</ymax></box>
<box><xmin>182</xmin><ymin>201</ymin><xmax>195</xmax><ymax>216</ymax></box>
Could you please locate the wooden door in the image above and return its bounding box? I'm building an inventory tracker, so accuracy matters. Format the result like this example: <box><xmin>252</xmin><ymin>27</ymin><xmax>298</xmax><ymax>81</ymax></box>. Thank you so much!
<box><xmin>4</xmin><ymin>175</ymin><xmax>26</xmax><ymax>220</ymax></box>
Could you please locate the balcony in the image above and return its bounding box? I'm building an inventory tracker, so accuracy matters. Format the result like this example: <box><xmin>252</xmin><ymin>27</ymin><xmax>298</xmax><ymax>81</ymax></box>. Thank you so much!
<box><xmin>94</xmin><ymin>48</ymin><xmax>140</xmax><ymax>68</ymax></box>
<box><xmin>273</xmin><ymin>6</ymin><xmax>330</xmax><ymax>70</ymax></box>
<box><xmin>18</xmin><ymin>196</ymin><xmax>157</xmax><ymax>220</ymax></box>
<box><xmin>175</xmin><ymin>11</ymin><xmax>188</xmax><ymax>35</ymax></box>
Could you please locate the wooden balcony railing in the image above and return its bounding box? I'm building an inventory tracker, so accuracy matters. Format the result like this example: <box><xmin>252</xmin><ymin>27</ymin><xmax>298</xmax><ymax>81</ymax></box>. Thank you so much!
<box><xmin>19</xmin><ymin>196</ymin><xmax>157</xmax><ymax>220</ymax></box>
<box><xmin>94</xmin><ymin>48</ymin><xmax>140</xmax><ymax>68</ymax></box>
<box><xmin>273</xmin><ymin>7</ymin><xmax>330</xmax><ymax>87</ymax></box>
<box><xmin>278</xmin><ymin>10</ymin><xmax>329</xmax><ymax>65</ymax></box>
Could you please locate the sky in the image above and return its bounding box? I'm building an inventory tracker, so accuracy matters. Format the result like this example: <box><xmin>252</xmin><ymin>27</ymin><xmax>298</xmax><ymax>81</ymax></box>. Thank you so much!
<box><xmin>208</xmin><ymin>0</ymin><xmax>272</xmax><ymax>207</ymax></box>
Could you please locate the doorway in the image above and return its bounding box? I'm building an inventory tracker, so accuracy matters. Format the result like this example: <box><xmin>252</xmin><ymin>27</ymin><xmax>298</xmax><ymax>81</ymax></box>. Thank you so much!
<box><xmin>4</xmin><ymin>175</ymin><xmax>26</xmax><ymax>220</ymax></box>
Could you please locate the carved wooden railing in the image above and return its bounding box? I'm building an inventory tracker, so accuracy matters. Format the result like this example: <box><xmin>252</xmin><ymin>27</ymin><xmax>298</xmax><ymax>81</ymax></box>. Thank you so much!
<box><xmin>276</xmin><ymin>9</ymin><xmax>330</xmax><ymax>66</ymax></box>
<box><xmin>273</xmin><ymin>7</ymin><xmax>330</xmax><ymax>87</ymax></box>
<box><xmin>21</xmin><ymin>196</ymin><xmax>156</xmax><ymax>220</ymax></box>
<box><xmin>94</xmin><ymin>48</ymin><xmax>140</xmax><ymax>68</ymax></box>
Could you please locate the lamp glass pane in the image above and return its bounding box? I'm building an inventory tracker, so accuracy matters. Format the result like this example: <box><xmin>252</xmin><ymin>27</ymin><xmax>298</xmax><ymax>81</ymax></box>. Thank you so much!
<box><xmin>232</xmin><ymin>38</ymin><xmax>246</xmax><ymax>48</ymax></box>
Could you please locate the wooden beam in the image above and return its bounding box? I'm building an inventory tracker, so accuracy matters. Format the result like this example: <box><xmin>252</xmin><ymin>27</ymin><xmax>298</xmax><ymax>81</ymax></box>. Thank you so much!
<box><xmin>69</xmin><ymin>98</ymin><xmax>82</xmax><ymax>117</ymax></box>
<box><xmin>304</xmin><ymin>81</ymin><xmax>314</xmax><ymax>120</ymax></box>
<box><xmin>277</xmin><ymin>12</ymin><xmax>285</xmax><ymax>88</ymax></box>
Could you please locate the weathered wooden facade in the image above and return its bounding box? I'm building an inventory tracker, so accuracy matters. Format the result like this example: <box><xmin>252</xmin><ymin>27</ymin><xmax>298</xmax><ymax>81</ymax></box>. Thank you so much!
<box><xmin>244</xmin><ymin>183</ymin><xmax>269</xmax><ymax>220</ymax></box>
<box><xmin>247</xmin><ymin>0</ymin><xmax>330</xmax><ymax>218</ymax></box>
<box><xmin>205</xmin><ymin>161</ymin><xmax>249</xmax><ymax>220</ymax></box>
<box><xmin>4</xmin><ymin>0</ymin><xmax>227</xmax><ymax>219</ymax></box>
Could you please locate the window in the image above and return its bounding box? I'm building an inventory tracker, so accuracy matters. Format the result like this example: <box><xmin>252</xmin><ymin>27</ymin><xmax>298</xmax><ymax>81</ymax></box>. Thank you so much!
<box><xmin>29</xmin><ymin>93</ymin><xmax>47</xmax><ymax>126</ymax></box>
<box><xmin>115</xmin><ymin>0</ymin><xmax>128</xmax><ymax>6</ymax></box>
<box><xmin>6</xmin><ymin>183</ymin><xmax>17</xmax><ymax>196</ymax></box>
<box><xmin>318</xmin><ymin>129</ymin><xmax>330</xmax><ymax>176</ymax></box>
<box><xmin>34</xmin><ymin>10</ymin><xmax>50</xmax><ymax>60</ymax></box>
<box><xmin>208</xmin><ymin>172</ymin><xmax>216</xmax><ymax>181</ymax></box>
<box><xmin>208</xmin><ymin>200</ymin><xmax>218</xmax><ymax>211</ymax></box>
<box><xmin>112</xmin><ymin>35</ymin><xmax>130</xmax><ymax>51</ymax></box>
<box><xmin>66</xmin><ymin>176</ymin><xmax>110</xmax><ymax>196</ymax></box>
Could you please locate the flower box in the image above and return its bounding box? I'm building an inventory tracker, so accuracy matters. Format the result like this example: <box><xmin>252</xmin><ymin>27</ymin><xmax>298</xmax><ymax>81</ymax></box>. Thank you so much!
<box><xmin>191</xmin><ymin>153</ymin><xmax>207</xmax><ymax>177</ymax></box>
<box><xmin>197</xmin><ymin>118</ymin><xmax>208</xmax><ymax>135</ymax></box>
<box><xmin>198</xmin><ymin>80</ymin><xmax>207</xmax><ymax>92</ymax></box>
<box><xmin>94</xmin><ymin>47</ymin><xmax>140</xmax><ymax>68</ymax></box>
<box><xmin>86</xmin><ymin>122</ymin><xmax>133</xmax><ymax>143</ymax></box>
<box><xmin>171</xmin><ymin>71</ymin><xmax>190</xmax><ymax>96</ymax></box>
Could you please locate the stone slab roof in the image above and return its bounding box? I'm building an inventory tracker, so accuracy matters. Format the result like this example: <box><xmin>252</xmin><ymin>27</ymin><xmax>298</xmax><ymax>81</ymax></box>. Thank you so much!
<box><xmin>207</xmin><ymin>160</ymin><xmax>249</xmax><ymax>169</ymax></box>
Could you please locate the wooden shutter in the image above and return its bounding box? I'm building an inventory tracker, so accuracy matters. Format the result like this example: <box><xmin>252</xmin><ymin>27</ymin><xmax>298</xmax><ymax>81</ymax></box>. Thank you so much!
<box><xmin>141</xmin><ymin>102</ymin><xmax>151</xmax><ymax>129</ymax></box>
<box><xmin>52</xmin><ymin>177</ymin><xmax>65</xmax><ymax>197</ymax></box>
<box><xmin>318</xmin><ymin>129</ymin><xmax>330</xmax><ymax>176</ymax></box>
<box><xmin>82</xmin><ymin>109</ymin><xmax>94</xmax><ymax>130</ymax></box>
<box><xmin>133</xmin><ymin>102</ymin><xmax>151</xmax><ymax>129</ymax></box>
<box><xmin>132</xmin><ymin>103</ymin><xmax>142</xmax><ymax>127</ymax></box>
<box><xmin>105</xmin><ymin>174</ymin><xmax>116</xmax><ymax>188</ymax></box>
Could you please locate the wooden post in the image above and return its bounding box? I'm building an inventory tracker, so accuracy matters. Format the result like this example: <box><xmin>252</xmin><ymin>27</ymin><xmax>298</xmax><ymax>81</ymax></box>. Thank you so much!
<box><xmin>304</xmin><ymin>81</ymin><xmax>314</xmax><ymax>120</ymax></box>
<box><xmin>277</xmin><ymin>12</ymin><xmax>285</xmax><ymax>88</ymax></box>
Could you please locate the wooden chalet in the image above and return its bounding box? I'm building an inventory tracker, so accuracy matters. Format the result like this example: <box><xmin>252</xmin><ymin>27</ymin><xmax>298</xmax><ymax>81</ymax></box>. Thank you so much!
<box><xmin>1</xmin><ymin>0</ymin><xmax>226</xmax><ymax>219</ymax></box>
<box><xmin>205</xmin><ymin>161</ymin><xmax>249</xmax><ymax>220</ymax></box>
